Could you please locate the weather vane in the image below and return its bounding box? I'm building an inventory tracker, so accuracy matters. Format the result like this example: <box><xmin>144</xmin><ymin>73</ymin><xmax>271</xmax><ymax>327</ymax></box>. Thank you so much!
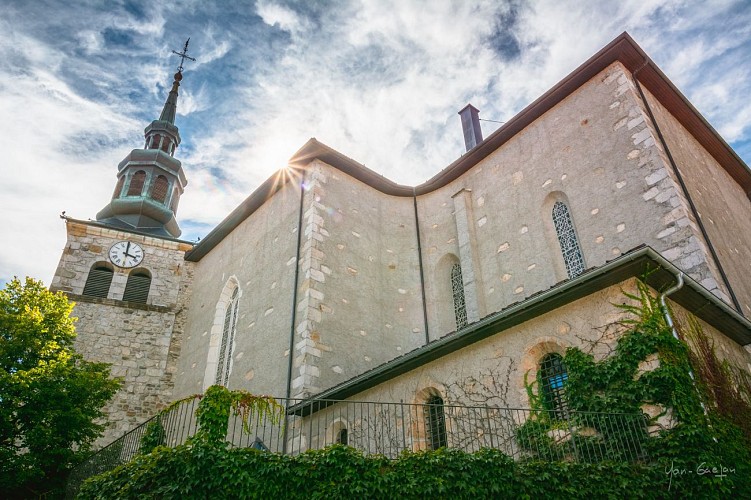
<box><xmin>171</xmin><ymin>38</ymin><xmax>196</xmax><ymax>73</ymax></box>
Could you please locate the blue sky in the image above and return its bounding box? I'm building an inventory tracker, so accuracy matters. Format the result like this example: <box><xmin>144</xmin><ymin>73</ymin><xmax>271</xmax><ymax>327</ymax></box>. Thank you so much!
<box><xmin>1</xmin><ymin>0</ymin><xmax>750</xmax><ymax>286</ymax></box>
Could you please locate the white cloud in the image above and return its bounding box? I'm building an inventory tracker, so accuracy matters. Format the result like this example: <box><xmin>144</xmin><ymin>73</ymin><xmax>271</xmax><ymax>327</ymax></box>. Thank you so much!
<box><xmin>0</xmin><ymin>0</ymin><xmax>750</xmax><ymax>287</ymax></box>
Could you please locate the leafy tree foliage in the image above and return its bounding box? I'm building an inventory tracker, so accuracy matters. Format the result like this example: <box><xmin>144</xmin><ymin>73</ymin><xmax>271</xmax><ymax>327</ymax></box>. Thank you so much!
<box><xmin>0</xmin><ymin>278</ymin><xmax>120</xmax><ymax>497</ymax></box>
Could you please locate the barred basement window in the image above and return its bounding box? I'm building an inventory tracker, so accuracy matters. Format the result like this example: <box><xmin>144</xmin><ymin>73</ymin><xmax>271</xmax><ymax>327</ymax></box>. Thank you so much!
<box><xmin>552</xmin><ymin>201</ymin><xmax>585</xmax><ymax>278</ymax></box>
<box><xmin>82</xmin><ymin>265</ymin><xmax>113</xmax><ymax>298</ymax></box>
<box><xmin>336</xmin><ymin>428</ymin><xmax>348</xmax><ymax>446</ymax></box>
<box><xmin>540</xmin><ymin>353</ymin><xmax>569</xmax><ymax>419</ymax></box>
<box><xmin>150</xmin><ymin>175</ymin><xmax>169</xmax><ymax>204</ymax></box>
<box><xmin>127</xmin><ymin>171</ymin><xmax>146</xmax><ymax>196</ymax></box>
<box><xmin>123</xmin><ymin>270</ymin><xmax>151</xmax><ymax>303</ymax></box>
<box><xmin>425</xmin><ymin>394</ymin><xmax>447</xmax><ymax>450</ymax></box>
<box><xmin>215</xmin><ymin>288</ymin><xmax>240</xmax><ymax>386</ymax></box>
<box><xmin>451</xmin><ymin>263</ymin><xmax>468</xmax><ymax>329</ymax></box>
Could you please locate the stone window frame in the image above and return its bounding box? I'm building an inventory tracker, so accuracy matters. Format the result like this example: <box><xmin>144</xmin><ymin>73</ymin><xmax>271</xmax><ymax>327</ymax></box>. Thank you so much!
<box><xmin>413</xmin><ymin>386</ymin><xmax>448</xmax><ymax>451</ymax></box>
<box><xmin>203</xmin><ymin>277</ymin><xmax>242</xmax><ymax>391</ymax></box>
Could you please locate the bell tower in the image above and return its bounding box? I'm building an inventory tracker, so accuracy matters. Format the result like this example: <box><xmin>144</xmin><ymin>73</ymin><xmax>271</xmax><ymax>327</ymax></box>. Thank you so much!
<box><xmin>51</xmin><ymin>40</ymin><xmax>197</xmax><ymax>446</ymax></box>
<box><xmin>96</xmin><ymin>40</ymin><xmax>195</xmax><ymax>237</ymax></box>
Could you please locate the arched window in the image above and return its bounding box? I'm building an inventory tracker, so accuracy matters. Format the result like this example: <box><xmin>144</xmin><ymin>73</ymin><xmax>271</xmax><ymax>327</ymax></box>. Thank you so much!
<box><xmin>552</xmin><ymin>201</ymin><xmax>585</xmax><ymax>278</ymax></box>
<box><xmin>113</xmin><ymin>176</ymin><xmax>125</xmax><ymax>199</ymax></box>
<box><xmin>451</xmin><ymin>263</ymin><xmax>467</xmax><ymax>329</ymax></box>
<box><xmin>336</xmin><ymin>428</ymin><xmax>348</xmax><ymax>446</ymax></box>
<box><xmin>540</xmin><ymin>353</ymin><xmax>569</xmax><ymax>419</ymax></box>
<box><xmin>215</xmin><ymin>288</ymin><xmax>240</xmax><ymax>386</ymax></box>
<box><xmin>150</xmin><ymin>175</ymin><xmax>169</xmax><ymax>204</ymax></box>
<box><xmin>123</xmin><ymin>269</ymin><xmax>151</xmax><ymax>303</ymax></box>
<box><xmin>150</xmin><ymin>134</ymin><xmax>162</xmax><ymax>149</ymax></box>
<box><xmin>424</xmin><ymin>394</ymin><xmax>447</xmax><ymax>450</ymax></box>
<box><xmin>127</xmin><ymin>171</ymin><xmax>146</xmax><ymax>196</ymax></box>
<box><xmin>82</xmin><ymin>264</ymin><xmax>113</xmax><ymax>298</ymax></box>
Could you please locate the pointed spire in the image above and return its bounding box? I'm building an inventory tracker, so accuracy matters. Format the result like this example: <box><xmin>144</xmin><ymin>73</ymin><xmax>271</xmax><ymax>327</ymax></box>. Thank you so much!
<box><xmin>159</xmin><ymin>72</ymin><xmax>182</xmax><ymax>124</ymax></box>
<box><xmin>158</xmin><ymin>39</ymin><xmax>194</xmax><ymax>125</ymax></box>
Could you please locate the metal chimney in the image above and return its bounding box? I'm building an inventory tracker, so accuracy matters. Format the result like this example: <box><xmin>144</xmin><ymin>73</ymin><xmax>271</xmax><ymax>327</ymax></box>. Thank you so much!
<box><xmin>458</xmin><ymin>104</ymin><xmax>483</xmax><ymax>152</ymax></box>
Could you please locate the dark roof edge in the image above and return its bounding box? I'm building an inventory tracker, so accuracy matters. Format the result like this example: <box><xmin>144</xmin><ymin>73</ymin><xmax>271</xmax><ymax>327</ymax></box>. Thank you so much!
<box><xmin>62</xmin><ymin>216</ymin><xmax>194</xmax><ymax>246</ymax></box>
<box><xmin>300</xmin><ymin>246</ymin><xmax>751</xmax><ymax>405</ymax></box>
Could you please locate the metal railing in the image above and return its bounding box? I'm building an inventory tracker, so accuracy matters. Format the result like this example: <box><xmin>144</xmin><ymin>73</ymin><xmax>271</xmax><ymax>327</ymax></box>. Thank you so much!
<box><xmin>66</xmin><ymin>397</ymin><xmax>649</xmax><ymax>497</ymax></box>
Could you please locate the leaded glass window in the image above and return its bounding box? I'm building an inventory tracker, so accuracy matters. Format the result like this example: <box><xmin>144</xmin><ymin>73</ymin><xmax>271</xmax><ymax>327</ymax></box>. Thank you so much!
<box><xmin>425</xmin><ymin>395</ymin><xmax>447</xmax><ymax>450</ymax></box>
<box><xmin>451</xmin><ymin>263</ymin><xmax>468</xmax><ymax>329</ymax></box>
<box><xmin>552</xmin><ymin>201</ymin><xmax>585</xmax><ymax>278</ymax></box>
<box><xmin>215</xmin><ymin>288</ymin><xmax>240</xmax><ymax>386</ymax></box>
<box><xmin>540</xmin><ymin>353</ymin><xmax>569</xmax><ymax>419</ymax></box>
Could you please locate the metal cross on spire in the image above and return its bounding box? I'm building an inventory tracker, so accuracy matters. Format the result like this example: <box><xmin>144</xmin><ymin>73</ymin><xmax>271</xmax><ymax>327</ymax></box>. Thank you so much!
<box><xmin>171</xmin><ymin>38</ymin><xmax>196</xmax><ymax>73</ymax></box>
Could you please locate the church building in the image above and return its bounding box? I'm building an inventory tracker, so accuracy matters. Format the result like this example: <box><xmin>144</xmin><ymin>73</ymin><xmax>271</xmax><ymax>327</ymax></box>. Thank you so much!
<box><xmin>51</xmin><ymin>33</ymin><xmax>751</xmax><ymax>446</ymax></box>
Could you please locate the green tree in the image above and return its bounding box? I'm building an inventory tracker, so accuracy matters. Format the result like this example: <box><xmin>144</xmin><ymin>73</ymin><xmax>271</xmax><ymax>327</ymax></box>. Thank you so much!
<box><xmin>0</xmin><ymin>278</ymin><xmax>120</xmax><ymax>497</ymax></box>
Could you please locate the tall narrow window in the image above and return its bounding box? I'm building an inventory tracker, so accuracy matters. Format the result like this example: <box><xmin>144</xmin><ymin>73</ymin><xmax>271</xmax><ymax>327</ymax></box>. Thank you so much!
<box><xmin>451</xmin><ymin>263</ymin><xmax>468</xmax><ymax>329</ymax></box>
<box><xmin>552</xmin><ymin>201</ymin><xmax>585</xmax><ymax>278</ymax></box>
<box><xmin>215</xmin><ymin>288</ymin><xmax>240</xmax><ymax>386</ymax></box>
<box><xmin>82</xmin><ymin>265</ymin><xmax>113</xmax><ymax>298</ymax></box>
<box><xmin>425</xmin><ymin>394</ymin><xmax>447</xmax><ymax>450</ymax></box>
<box><xmin>150</xmin><ymin>175</ymin><xmax>169</xmax><ymax>204</ymax></box>
<box><xmin>127</xmin><ymin>171</ymin><xmax>146</xmax><ymax>196</ymax></box>
<box><xmin>123</xmin><ymin>270</ymin><xmax>151</xmax><ymax>303</ymax></box>
<box><xmin>540</xmin><ymin>353</ymin><xmax>569</xmax><ymax>419</ymax></box>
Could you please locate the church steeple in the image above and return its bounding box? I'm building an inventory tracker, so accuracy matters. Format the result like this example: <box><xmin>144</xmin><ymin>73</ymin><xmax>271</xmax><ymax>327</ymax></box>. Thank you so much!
<box><xmin>96</xmin><ymin>40</ymin><xmax>194</xmax><ymax>238</ymax></box>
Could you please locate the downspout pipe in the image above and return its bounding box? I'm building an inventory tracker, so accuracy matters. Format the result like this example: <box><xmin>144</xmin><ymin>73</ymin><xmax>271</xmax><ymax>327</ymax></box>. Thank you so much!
<box><xmin>659</xmin><ymin>271</ymin><xmax>684</xmax><ymax>341</ymax></box>
<box><xmin>283</xmin><ymin>168</ymin><xmax>307</xmax><ymax>453</ymax></box>
<box><xmin>659</xmin><ymin>270</ymin><xmax>712</xmax><ymax>422</ymax></box>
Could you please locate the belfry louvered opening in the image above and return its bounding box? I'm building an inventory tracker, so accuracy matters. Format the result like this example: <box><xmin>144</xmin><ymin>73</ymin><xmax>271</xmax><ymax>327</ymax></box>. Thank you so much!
<box><xmin>82</xmin><ymin>265</ymin><xmax>114</xmax><ymax>298</ymax></box>
<box><xmin>123</xmin><ymin>270</ymin><xmax>151</xmax><ymax>303</ymax></box>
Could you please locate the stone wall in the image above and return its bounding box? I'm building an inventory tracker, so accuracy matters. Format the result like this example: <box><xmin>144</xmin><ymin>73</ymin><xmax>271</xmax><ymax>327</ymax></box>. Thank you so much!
<box><xmin>51</xmin><ymin>220</ymin><xmax>193</xmax><ymax>445</ymax></box>
<box><xmin>417</xmin><ymin>61</ymin><xmax>723</xmax><ymax>339</ymax></box>
<box><xmin>171</xmin><ymin>177</ymin><xmax>300</xmax><ymax>400</ymax></box>
<box><xmin>290</xmin><ymin>161</ymin><xmax>424</xmax><ymax>398</ymax></box>
<box><xmin>640</xmin><ymin>86</ymin><xmax>751</xmax><ymax>317</ymax></box>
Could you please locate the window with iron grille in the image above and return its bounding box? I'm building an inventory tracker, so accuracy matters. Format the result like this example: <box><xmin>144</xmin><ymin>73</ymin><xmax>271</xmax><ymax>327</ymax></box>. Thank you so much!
<box><xmin>123</xmin><ymin>270</ymin><xmax>151</xmax><ymax>303</ymax></box>
<box><xmin>336</xmin><ymin>428</ymin><xmax>348</xmax><ymax>446</ymax></box>
<box><xmin>82</xmin><ymin>265</ymin><xmax>113</xmax><ymax>299</ymax></box>
<box><xmin>540</xmin><ymin>353</ymin><xmax>569</xmax><ymax>419</ymax></box>
<box><xmin>215</xmin><ymin>288</ymin><xmax>240</xmax><ymax>386</ymax></box>
<box><xmin>127</xmin><ymin>171</ymin><xmax>146</xmax><ymax>196</ymax></box>
<box><xmin>425</xmin><ymin>394</ymin><xmax>447</xmax><ymax>450</ymax></box>
<box><xmin>552</xmin><ymin>201</ymin><xmax>585</xmax><ymax>278</ymax></box>
<box><xmin>451</xmin><ymin>263</ymin><xmax>468</xmax><ymax>329</ymax></box>
<box><xmin>150</xmin><ymin>175</ymin><xmax>169</xmax><ymax>204</ymax></box>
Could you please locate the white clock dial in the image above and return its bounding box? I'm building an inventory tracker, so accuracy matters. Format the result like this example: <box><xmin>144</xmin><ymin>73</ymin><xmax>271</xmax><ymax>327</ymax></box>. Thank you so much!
<box><xmin>108</xmin><ymin>241</ymin><xmax>145</xmax><ymax>268</ymax></box>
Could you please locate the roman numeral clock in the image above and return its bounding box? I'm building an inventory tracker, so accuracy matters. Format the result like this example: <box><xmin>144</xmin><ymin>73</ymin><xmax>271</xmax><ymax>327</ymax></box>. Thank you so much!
<box><xmin>108</xmin><ymin>241</ymin><xmax>145</xmax><ymax>268</ymax></box>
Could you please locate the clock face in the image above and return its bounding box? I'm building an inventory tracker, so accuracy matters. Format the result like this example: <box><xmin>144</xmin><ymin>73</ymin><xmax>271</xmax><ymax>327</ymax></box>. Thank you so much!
<box><xmin>108</xmin><ymin>241</ymin><xmax>145</xmax><ymax>268</ymax></box>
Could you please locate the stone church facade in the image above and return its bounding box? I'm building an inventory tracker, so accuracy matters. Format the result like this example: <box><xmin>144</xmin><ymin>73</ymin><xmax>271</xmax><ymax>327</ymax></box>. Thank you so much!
<box><xmin>52</xmin><ymin>33</ymin><xmax>751</xmax><ymax>445</ymax></box>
